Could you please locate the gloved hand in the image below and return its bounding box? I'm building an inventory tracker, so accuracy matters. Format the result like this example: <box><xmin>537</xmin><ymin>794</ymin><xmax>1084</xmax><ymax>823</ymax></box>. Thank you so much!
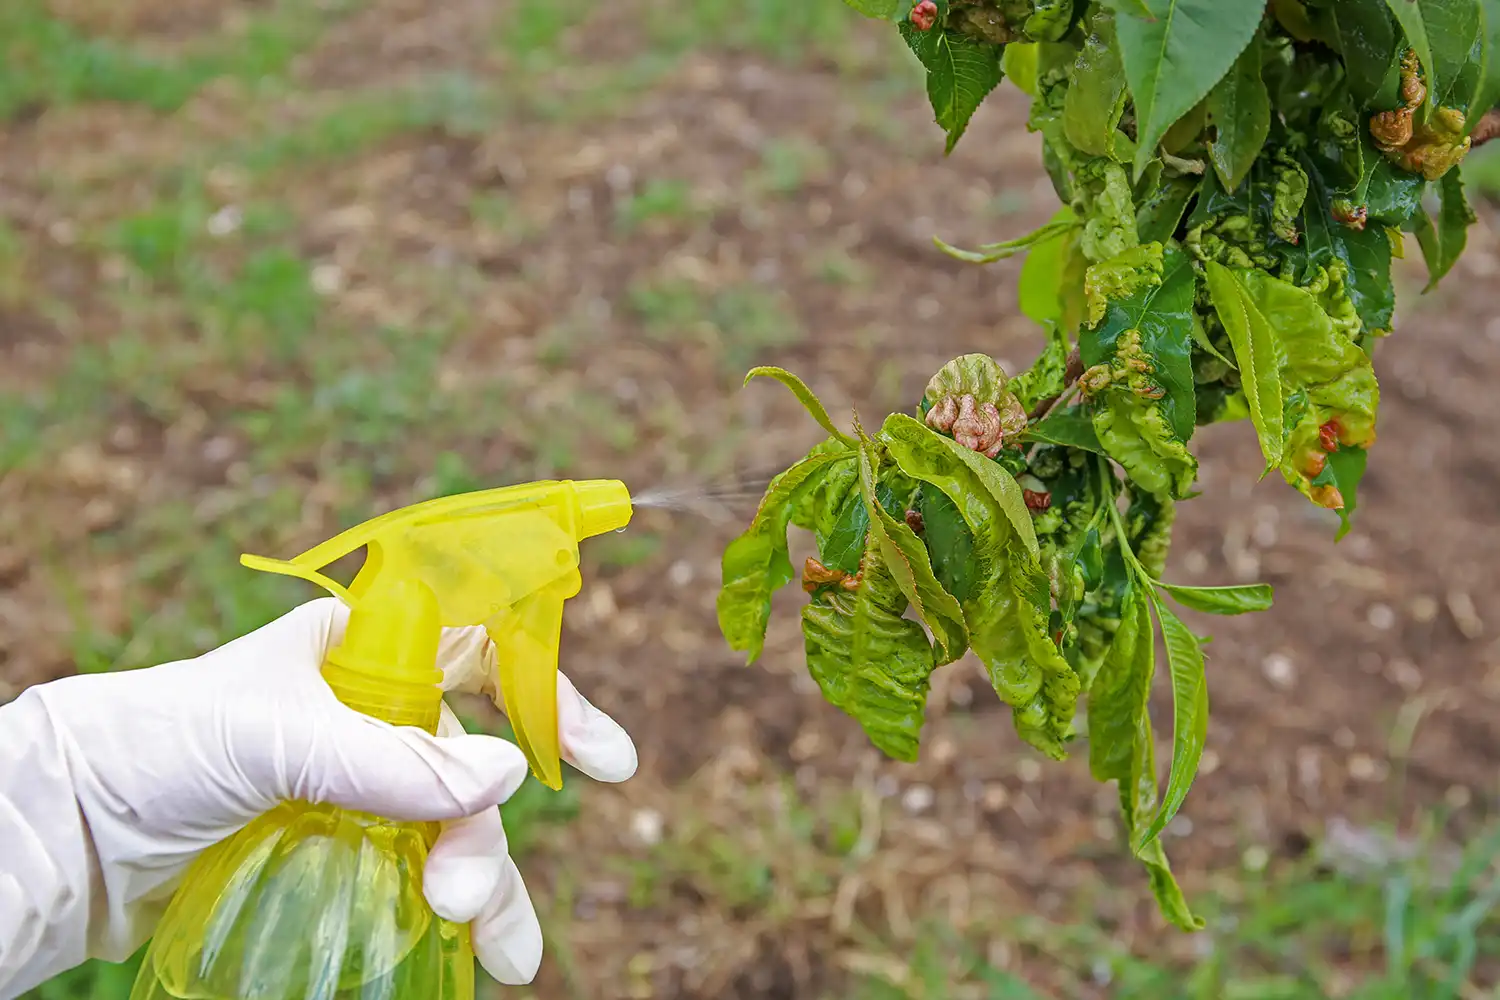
<box><xmin>0</xmin><ymin>598</ymin><xmax>636</xmax><ymax>999</ymax></box>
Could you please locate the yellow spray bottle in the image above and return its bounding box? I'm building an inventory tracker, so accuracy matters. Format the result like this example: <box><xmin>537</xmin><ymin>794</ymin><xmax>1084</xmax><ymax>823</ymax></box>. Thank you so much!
<box><xmin>128</xmin><ymin>478</ymin><xmax>633</xmax><ymax>1000</ymax></box>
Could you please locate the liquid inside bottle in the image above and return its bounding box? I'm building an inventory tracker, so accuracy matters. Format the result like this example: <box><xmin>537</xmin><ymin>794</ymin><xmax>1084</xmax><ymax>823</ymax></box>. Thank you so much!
<box><xmin>129</xmin><ymin>802</ymin><xmax>474</xmax><ymax>1000</ymax></box>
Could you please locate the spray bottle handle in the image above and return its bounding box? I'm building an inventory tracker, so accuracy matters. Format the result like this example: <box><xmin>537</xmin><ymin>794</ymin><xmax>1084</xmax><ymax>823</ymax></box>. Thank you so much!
<box><xmin>485</xmin><ymin>571</ymin><xmax>579</xmax><ymax>790</ymax></box>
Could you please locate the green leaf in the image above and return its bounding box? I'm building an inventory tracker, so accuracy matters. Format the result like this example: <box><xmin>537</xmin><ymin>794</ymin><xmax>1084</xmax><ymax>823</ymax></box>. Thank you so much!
<box><xmin>1203</xmin><ymin>261</ymin><xmax>1288</xmax><ymax>469</ymax></box>
<box><xmin>1470</xmin><ymin>0</ymin><xmax>1500</xmax><ymax>121</ymax></box>
<box><xmin>1206</xmin><ymin>33</ymin><xmax>1270</xmax><ymax>192</ymax></box>
<box><xmin>1115</xmin><ymin>0</ymin><xmax>1264</xmax><ymax>175</ymax></box>
<box><xmin>934</xmin><ymin>219</ymin><xmax>1076</xmax><ymax>265</ymax></box>
<box><xmin>841</xmin><ymin>0</ymin><xmax>913</xmax><ymax>19</ymax></box>
<box><xmin>1084</xmin><ymin>243</ymin><xmax>1198</xmax><ymax>444</ymax></box>
<box><xmin>1139</xmin><ymin>593</ymin><xmax>1208</xmax><ymax>849</ymax></box>
<box><xmin>717</xmin><ymin>451</ymin><xmax>847</xmax><ymax>663</ymax></box>
<box><xmin>899</xmin><ymin>19</ymin><xmax>1005</xmax><ymax>154</ymax></box>
<box><xmin>1002</xmin><ymin>42</ymin><xmax>1039</xmax><ymax>97</ymax></box>
<box><xmin>1414</xmin><ymin>167</ymin><xmax>1477</xmax><ymax>290</ymax></box>
<box><xmin>1320</xmin><ymin>0</ymin><xmax>1400</xmax><ymax>107</ymax></box>
<box><xmin>1325</xmin><ymin>445</ymin><xmax>1370</xmax><ymax>540</ymax></box>
<box><xmin>880</xmin><ymin>414</ymin><xmax>1077</xmax><ymax>757</ymax></box>
<box><xmin>1088</xmin><ymin>582</ymin><xmax>1153</xmax><ymax>782</ymax></box>
<box><xmin>744</xmin><ymin>366</ymin><xmax>856</xmax><ymax>447</ymax></box>
<box><xmin>801</xmin><ymin>529</ymin><xmax>936</xmax><ymax>763</ymax></box>
<box><xmin>882</xmin><ymin>412</ymin><xmax>1039</xmax><ymax>558</ymax></box>
<box><xmin>1383</xmin><ymin>0</ymin><xmax>1484</xmax><ymax>107</ymax></box>
<box><xmin>1064</xmin><ymin>7</ymin><xmax>1128</xmax><ymax>158</ymax></box>
<box><xmin>810</xmin><ymin>462</ymin><xmax>870</xmax><ymax>575</ymax></box>
<box><xmin>857</xmin><ymin>438</ymin><xmax>969</xmax><ymax>664</ymax></box>
<box><xmin>1023</xmin><ymin>408</ymin><xmax>1108</xmax><ymax>454</ymax></box>
<box><xmin>1155</xmin><ymin>581</ymin><xmax>1274</xmax><ymax>615</ymax></box>
<box><xmin>1126</xmin><ymin>711</ymin><xmax>1204</xmax><ymax>929</ymax></box>
<box><xmin>1087</xmin><ymin>578</ymin><xmax>1200</xmax><ymax>928</ymax></box>
<box><xmin>919</xmin><ymin>486</ymin><xmax>976</xmax><ymax>603</ymax></box>
<box><xmin>1018</xmin><ymin>208</ymin><xmax>1087</xmax><ymax>331</ymax></box>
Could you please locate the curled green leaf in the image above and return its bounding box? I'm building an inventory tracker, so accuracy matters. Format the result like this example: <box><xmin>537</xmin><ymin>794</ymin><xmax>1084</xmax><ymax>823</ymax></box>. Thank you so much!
<box><xmin>801</xmin><ymin>527</ymin><xmax>937</xmax><ymax>763</ymax></box>
<box><xmin>883</xmin><ymin>412</ymin><xmax>1039</xmax><ymax>557</ymax></box>
<box><xmin>858</xmin><ymin>437</ymin><xmax>969</xmax><ymax>664</ymax></box>
<box><xmin>881</xmin><ymin>413</ymin><xmax>1076</xmax><ymax>757</ymax></box>
<box><xmin>717</xmin><ymin>451</ymin><xmax>847</xmax><ymax>663</ymax></box>
<box><xmin>744</xmin><ymin>366</ymin><xmax>857</xmax><ymax>447</ymax></box>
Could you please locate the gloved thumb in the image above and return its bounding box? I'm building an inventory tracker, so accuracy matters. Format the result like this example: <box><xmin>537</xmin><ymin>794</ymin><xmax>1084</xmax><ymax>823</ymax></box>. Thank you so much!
<box><xmin>281</xmin><ymin>707</ymin><xmax>531</xmax><ymax>823</ymax></box>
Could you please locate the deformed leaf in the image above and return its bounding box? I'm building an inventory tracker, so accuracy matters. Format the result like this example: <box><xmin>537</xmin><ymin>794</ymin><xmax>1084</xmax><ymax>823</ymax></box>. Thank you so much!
<box><xmin>1140</xmin><ymin>595</ymin><xmax>1208</xmax><ymax>850</ymax></box>
<box><xmin>717</xmin><ymin>451</ymin><xmax>847</xmax><ymax>662</ymax></box>
<box><xmin>881</xmin><ymin>413</ymin><xmax>1077</xmax><ymax>758</ymax></box>
<box><xmin>858</xmin><ymin>438</ymin><xmax>969</xmax><ymax>664</ymax></box>
<box><xmin>1414</xmin><ymin>167</ymin><xmax>1477</xmax><ymax>290</ymax></box>
<box><xmin>1206</xmin><ymin>32</ymin><xmax>1271</xmax><ymax>192</ymax></box>
<box><xmin>1006</xmin><ymin>322</ymin><xmax>1072</xmax><ymax>412</ymax></box>
<box><xmin>1064</xmin><ymin>7</ymin><xmax>1128</xmax><ymax>158</ymax></box>
<box><xmin>1084</xmin><ymin>243</ymin><xmax>1198</xmax><ymax>444</ymax></box>
<box><xmin>1301</xmin><ymin>157</ymin><xmax>1396</xmax><ymax>336</ymax></box>
<box><xmin>1156</xmin><ymin>581</ymin><xmax>1274</xmax><ymax>615</ymax></box>
<box><xmin>801</xmin><ymin>528</ymin><xmax>936</xmax><ymax>763</ymax></box>
<box><xmin>1382</xmin><ymin>0</ymin><xmax>1483</xmax><ymax>110</ymax></box>
<box><xmin>1114</xmin><ymin>0</ymin><xmax>1264</xmax><ymax>174</ymax></box>
<box><xmin>1204</xmin><ymin>262</ymin><xmax>1379</xmax><ymax>513</ymax></box>
<box><xmin>882</xmin><ymin>412</ymin><xmax>1039</xmax><ymax>557</ymax></box>
<box><xmin>899</xmin><ymin>18</ymin><xmax>1004</xmax><ymax>154</ymax></box>
<box><xmin>744</xmin><ymin>366</ymin><xmax>857</xmax><ymax>447</ymax></box>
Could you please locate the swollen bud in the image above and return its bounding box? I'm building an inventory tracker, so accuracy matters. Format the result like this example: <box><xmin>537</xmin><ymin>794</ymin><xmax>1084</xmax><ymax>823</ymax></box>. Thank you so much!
<box><xmin>911</xmin><ymin>0</ymin><xmax>938</xmax><ymax>31</ymax></box>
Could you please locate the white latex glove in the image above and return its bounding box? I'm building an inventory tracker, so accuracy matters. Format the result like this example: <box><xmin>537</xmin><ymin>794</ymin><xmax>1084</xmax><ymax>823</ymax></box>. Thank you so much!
<box><xmin>0</xmin><ymin>597</ymin><xmax>637</xmax><ymax>1000</ymax></box>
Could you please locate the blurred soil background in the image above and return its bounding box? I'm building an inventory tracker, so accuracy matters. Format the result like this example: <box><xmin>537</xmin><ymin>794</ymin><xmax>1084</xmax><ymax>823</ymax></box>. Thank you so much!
<box><xmin>6</xmin><ymin>1</ymin><xmax>1500</xmax><ymax>997</ymax></box>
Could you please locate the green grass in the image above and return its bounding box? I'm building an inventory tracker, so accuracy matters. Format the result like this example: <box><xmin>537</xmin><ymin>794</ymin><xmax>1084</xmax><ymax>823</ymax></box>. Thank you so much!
<box><xmin>0</xmin><ymin>0</ymin><xmax>361</xmax><ymax>120</ymax></box>
<box><xmin>837</xmin><ymin>821</ymin><xmax>1500</xmax><ymax>1000</ymax></box>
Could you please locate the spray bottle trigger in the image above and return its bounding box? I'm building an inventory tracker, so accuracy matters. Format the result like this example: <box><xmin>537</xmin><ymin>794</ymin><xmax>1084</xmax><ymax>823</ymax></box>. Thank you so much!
<box><xmin>485</xmin><ymin>574</ymin><xmax>575</xmax><ymax>791</ymax></box>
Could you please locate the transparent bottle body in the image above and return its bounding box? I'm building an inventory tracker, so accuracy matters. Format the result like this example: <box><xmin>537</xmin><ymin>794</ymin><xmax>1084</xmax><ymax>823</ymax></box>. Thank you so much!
<box><xmin>129</xmin><ymin>803</ymin><xmax>474</xmax><ymax>1000</ymax></box>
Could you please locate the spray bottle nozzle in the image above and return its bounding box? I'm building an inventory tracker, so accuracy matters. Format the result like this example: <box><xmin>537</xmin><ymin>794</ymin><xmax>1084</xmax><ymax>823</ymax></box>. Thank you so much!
<box><xmin>241</xmin><ymin>478</ymin><xmax>633</xmax><ymax>788</ymax></box>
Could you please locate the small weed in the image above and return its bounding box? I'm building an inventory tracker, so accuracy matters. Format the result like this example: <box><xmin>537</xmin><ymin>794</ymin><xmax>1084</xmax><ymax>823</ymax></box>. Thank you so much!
<box><xmin>614</xmin><ymin>178</ymin><xmax>697</xmax><ymax>233</ymax></box>
<box><xmin>752</xmin><ymin>137</ymin><xmax>832</xmax><ymax>197</ymax></box>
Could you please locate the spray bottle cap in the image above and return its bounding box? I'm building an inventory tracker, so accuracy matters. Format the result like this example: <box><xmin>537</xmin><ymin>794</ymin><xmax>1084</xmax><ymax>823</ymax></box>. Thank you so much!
<box><xmin>241</xmin><ymin>478</ymin><xmax>633</xmax><ymax>785</ymax></box>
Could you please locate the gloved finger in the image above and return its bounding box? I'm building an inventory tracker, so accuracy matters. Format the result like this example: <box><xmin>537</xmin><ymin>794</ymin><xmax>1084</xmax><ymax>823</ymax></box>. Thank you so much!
<box><xmin>554</xmin><ymin>670</ymin><xmax>637</xmax><ymax>783</ymax></box>
<box><xmin>424</xmin><ymin>705</ymin><xmax>510</xmax><ymax>923</ymax></box>
<box><xmin>286</xmin><ymin>707</ymin><xmax>529</xmax><ymax>823</ymax></box>
<box><xmin>471</xmin><ymin>856</ymin><xmax>544</xmax><ymax>986</ymax></box>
